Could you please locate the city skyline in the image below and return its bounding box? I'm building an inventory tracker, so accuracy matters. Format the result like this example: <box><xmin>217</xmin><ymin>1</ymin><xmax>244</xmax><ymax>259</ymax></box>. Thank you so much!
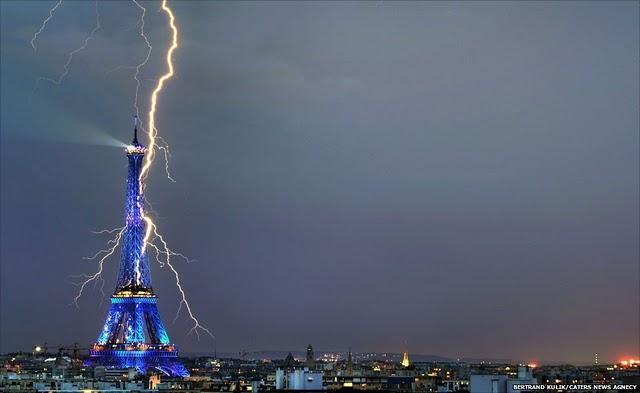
<box><xmin>1</xmin><ymin>1</ymin><xmax>639</xmax><ymax>365</ymax></box>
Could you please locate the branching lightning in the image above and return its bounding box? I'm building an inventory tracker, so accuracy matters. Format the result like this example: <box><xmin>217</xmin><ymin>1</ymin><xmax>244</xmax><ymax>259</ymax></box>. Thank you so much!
<box><xmin>131</xmin><ymin>0</ymin><xmax>152</xmax><ymax>120</ymax></box>
<box><xmin>144</xmin><ymin>223</ymin><xmax>209</xmax><ymax>338</ymax></box>
<box><xmin>32</xmin><ymin>0</ymin><xmax>213</xmax><ymax>340</ymax></box>
<box><xmin>30</xmin><ymin>0</ymin><xmax>63</xmax><ymax>52</ymax></box>
<box><xmin>155</xmin><ymin>134</ymin><xmax>176</xmax><ymax>183</ymax></box>
<box><xmin>111</xmin><ymin>0</ymin><xmax>176</xmax><ymax>182</ymax></box>
<box><xmin>91</xmin><ymin>227</ymin><xmax>126</xmax><ymax>235</ymax></box>
<box><xmin>33</xmin><ymin>0</ymin><xmax>101</xmax><ymax>91</ymax></box>
<box><xmin>134</xmin><ymin>0</ymin><xmax>211</xmax><ymax>339</ymax></box>
<box><xmin>72</xmin><ymin>226</ymin><xmax>125</xmax><ymax>307</ymax></box>
<box><xmin>139</xmin><ymin>0</ymin><xmax>178</xmax><ymax>183</ymax></box>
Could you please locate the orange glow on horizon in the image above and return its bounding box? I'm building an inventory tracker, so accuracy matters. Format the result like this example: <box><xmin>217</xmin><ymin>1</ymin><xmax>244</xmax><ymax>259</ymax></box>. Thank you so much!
<box><xmin>619</xmin><ymin>359</ymin><xmax>640</xmax><ymax>367</ymax></box>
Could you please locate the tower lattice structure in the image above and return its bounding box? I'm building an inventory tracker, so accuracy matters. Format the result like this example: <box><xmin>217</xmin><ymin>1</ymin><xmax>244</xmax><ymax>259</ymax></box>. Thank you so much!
<box><xmin>87</xmin><ymin>124</ymin><xmax>188</xmax><ymax>377</ymax></box>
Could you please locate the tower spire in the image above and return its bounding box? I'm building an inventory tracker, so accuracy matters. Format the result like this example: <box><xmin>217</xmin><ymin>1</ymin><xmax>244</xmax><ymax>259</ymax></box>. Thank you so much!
<box><xmin>133</xmin><ymin>115</ymin><xmax>139</xmax><ymax>145</ymax></box>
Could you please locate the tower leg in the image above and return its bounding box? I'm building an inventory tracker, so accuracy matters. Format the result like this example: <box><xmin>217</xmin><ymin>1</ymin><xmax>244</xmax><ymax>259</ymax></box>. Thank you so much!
<box><xmin>97</xmin><ymin>304</ymin><xmax>124</xmax><ymax>345</ymax></box>
<box><xmin>144</xmin><ymin>303</ymin><xmax>170</xmax><ymax>345</ymax></box>
<box><xmin>90</xmin><ymin>297</ymin><xmax>188</xmax><ymax>377</ymax></box>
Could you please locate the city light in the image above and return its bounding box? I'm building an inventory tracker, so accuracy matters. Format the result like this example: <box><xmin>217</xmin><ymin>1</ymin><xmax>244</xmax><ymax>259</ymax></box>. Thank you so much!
<box><xmin>12</xmin><ymin>2</ymin><xmax>638</xmax><ymax>391</ymax></box>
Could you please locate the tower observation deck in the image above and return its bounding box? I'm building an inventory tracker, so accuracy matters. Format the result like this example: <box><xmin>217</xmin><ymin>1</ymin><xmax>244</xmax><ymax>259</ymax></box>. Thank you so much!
<box><xmin>87</xmin><ymin>122</ymin><xmax>188</xmax><ymax>377</ymax></box>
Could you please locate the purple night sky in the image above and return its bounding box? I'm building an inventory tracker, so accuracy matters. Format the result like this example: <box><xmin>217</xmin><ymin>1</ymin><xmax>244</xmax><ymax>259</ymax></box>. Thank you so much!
<box><xmin>1</xmin><ymin>1</ymin><xmax>638</xmax><ymax>364</ymax></box>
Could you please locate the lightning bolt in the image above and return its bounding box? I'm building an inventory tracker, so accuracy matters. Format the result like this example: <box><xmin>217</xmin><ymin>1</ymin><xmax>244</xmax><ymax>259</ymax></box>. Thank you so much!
<box><xmin>30</xmin><ymin>0</ymin><xmax>63</xmax><ymax>52</ymax></box>
<box><xmin>136</xmin><ymin>0</ymin><xmax>212</xmax><ymax>340</ymax></box>
<box><xmin>131</xmin><ymin>0</ymin><xmax>152</xmax><ymax>120</ymax></box>
<box><xmin>90</xmin><ymin>227</ymin><xmax>126</xmax><ymax>235</ymax></box>
<box><xmin>33</xmin><ymin>0</ymin><xmax>101</xmax><ymax>91</ymax></box>
<box><xmin>143</xmin><ymin>220</ymin><xmax>210</xmax><ymax>339</ymax></box>
<box><xmin>35</xmin><ymin>0</ymin><xmax>213</xmax><ymax>341</ymax></box>
<box><xmin>155</xmin><ymin>135</ymin><xmax>176</xmax><ymax>183</ymax></box>
<box><xmin>139</xmin><ymin>0</ymin><xmax>177</xmax><ymax>184</ymax></box>
<box><xmin>72</xmin><ymin>226</ymin><xmax>125</xmax><ymax>307</ymax></box>
<box><xmin>110</xmin><ymin>0</ymin><xmax>176</xmax><ymax>182</ymax></box>
<box><xmin>127</xmin><ymin>0</ymin><xmax>153</xmax><ymax>284</ymax></box>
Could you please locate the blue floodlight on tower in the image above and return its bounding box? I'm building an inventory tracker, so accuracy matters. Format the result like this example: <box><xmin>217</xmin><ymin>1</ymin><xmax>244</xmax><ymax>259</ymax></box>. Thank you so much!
<box><xmin>87</xmin><ymin>120</ymin><xmax>188</xmax><ymax>377</ymax></box>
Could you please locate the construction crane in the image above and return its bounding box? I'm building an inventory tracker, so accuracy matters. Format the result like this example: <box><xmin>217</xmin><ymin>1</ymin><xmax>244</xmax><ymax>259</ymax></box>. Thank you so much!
<box><xmin>58</xmin><ymin>343</ymin><xmax>95</xmax><ymax>360</ymax></box>
<box><xmin>33</xmin><ymin>343</ymin><xmax>90</xmax><ymax>362</ymax></box>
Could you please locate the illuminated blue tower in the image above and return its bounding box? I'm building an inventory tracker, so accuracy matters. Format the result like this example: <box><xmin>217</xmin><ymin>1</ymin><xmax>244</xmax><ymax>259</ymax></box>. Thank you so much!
<box><xmin>88</xmin><ymin>122</ymin><xmax>188</xmax><ymax>377</ymax></box>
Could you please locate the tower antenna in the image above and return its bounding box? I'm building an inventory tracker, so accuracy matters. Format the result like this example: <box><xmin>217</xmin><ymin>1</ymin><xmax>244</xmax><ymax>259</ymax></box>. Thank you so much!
<box><xmin>133</xmin><ymin>115</ymin><xmax>139</xmax><ymax>145</ymax></box>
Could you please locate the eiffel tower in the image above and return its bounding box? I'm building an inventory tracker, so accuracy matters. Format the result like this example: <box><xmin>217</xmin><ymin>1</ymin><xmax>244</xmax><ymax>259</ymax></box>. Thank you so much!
<box><xmin>87</xmin><ymin>122</ymin><xmax>188</xmax><ymax>377</ymax></box>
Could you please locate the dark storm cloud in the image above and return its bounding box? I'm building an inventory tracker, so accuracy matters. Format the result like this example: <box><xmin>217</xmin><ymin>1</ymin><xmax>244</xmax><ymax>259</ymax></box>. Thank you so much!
<box><xmin>1</xmin><ymin>1</ymin><xmax>638</xmax><ymax>363</ymax></box>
